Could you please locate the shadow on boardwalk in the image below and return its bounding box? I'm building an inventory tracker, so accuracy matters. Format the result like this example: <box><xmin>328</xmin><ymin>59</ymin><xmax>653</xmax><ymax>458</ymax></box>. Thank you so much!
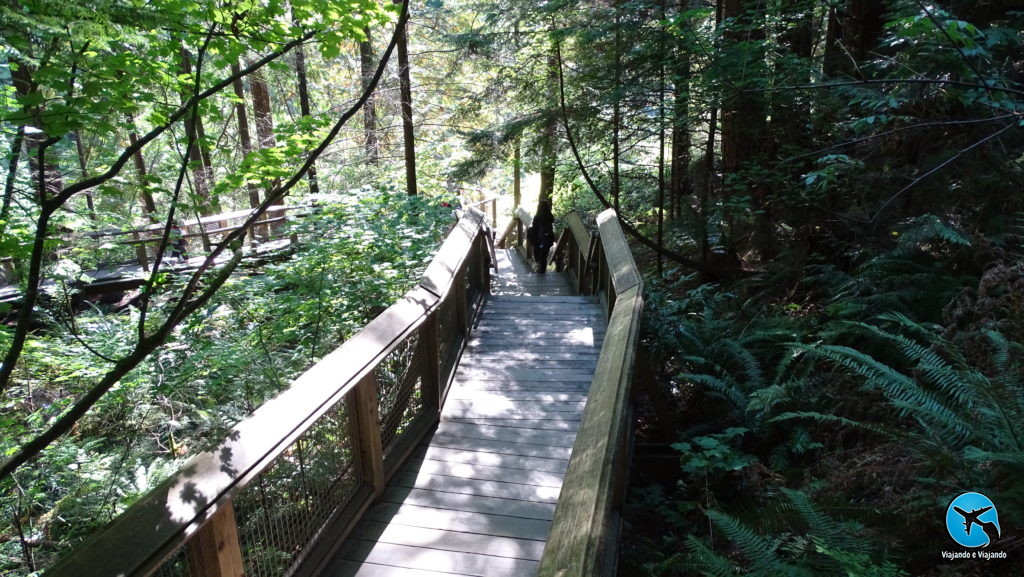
<box><xmin>325</xmin><ymin>248</ymin><xmax>605</xmax><ymax>577</ymax></box>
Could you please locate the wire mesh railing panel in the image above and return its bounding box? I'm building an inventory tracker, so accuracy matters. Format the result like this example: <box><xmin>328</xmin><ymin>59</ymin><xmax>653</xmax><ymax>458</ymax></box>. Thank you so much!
<box><xmin>375</xmin><ymin>328</ymin><xmax>427</xmax><ymax>465</ymax></box>
<box><xmin>151</xmin><ymin>546</ymin><xmax>198</xmax><ymax>577</ymax></box>
<box><xmin>436</xmin><ymin>291</ymin><xmax>461</xmax><ymax>382</ymax></box>
<box><xmin>462</xmin><ymin>251</ymin><xmax>482</xmax><ymax>321</ymax></box>
<box><xmin>232</xmin><ymin>399</ymin><xmax>359</xmax><ymax>577</ymax></box>
<box><xmin>296</xmin><ymin>404</ymin><xmax>362</xmax><ymax>562</ymax></box>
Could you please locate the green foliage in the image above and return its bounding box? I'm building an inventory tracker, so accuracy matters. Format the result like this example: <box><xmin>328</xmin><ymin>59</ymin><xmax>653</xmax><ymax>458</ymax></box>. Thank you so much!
<box><xmin>0</xmin><ymin>188</ymin><xmax>453</xmax><ymax>574</ymax></box>
<box><xmin>645</xmin><ymin>271</ymin><xmax>809</xmax><ymax>428</ymax></box>
<box><xmin>793</xmin><ymin>314</ymin><xmax>1024</xmax><ymax>492</ymax></box>
<box><xmin>681</xmin><ymin>491</ymin><xmax>907</xmax><ymax>577</ymax></box>
<box><xmin>673</xmin><ymin>428</ymin><xmax>757</xmax><ymax>476</ymax></box>
<box><xmin>632</xmin><ymin>221</ymin><xmax>1023</xmax><ymax>576</ymax></box>
<box><xmin>804</xmin><ymin>214</ymin><xmax>975</xmax><ymax>323</ymax></box>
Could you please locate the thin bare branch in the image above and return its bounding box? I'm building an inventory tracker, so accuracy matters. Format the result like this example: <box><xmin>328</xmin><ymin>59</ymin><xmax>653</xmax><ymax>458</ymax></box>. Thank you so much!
<box><xmin>555</xmin><ymin>36</ymin><xmax>739</xmax><ymax>278</ymax></box>
<box><xmin>871</xmin><ymin>121</ymin><xmax>1018</xmax><ymax>227</ymax></box>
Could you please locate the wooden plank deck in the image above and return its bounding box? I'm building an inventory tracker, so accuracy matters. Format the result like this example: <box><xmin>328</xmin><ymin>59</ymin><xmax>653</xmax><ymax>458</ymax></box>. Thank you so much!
<box><xmin>324</xmin><ymin>249</ymin><xmax>603</xmax><ymax>577</ymax></box>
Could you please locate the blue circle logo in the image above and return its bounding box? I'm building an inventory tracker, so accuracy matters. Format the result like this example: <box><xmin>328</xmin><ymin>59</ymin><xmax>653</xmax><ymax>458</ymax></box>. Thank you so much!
<box><xmin>946</xmin><ymin>492</ymin><xmax>1001</xmax><ymax>548</ymax></box>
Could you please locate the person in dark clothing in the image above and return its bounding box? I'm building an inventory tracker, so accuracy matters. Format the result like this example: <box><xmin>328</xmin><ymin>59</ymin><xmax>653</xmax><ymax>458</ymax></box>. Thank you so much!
<box><xmin>532</xmin><ymin>200</ymin><xmax>555</xmax><ymax>273</ymax></box>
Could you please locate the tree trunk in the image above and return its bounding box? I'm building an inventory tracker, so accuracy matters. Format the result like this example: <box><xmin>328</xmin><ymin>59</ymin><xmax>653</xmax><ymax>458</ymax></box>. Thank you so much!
<box><xmin>128</xmin><ymin>129</ymin><xmax>159</xmax><ymax>221</ymax></box>
<box><xmin>231</xmin><ymin>61</ymin><xmax>262</xmax><ymax>209</ymax></box>
<box><xmin>359</xmin><ymin>27</ymin><xmax>380</xmax><ymax>165</ymax></box>
<box><xmin>670</xmin><ymin>0</ymin><xmax>693</xmax><ymax>221</ymax></box>
<box><xmin>538</xmin><ymin>50</ymin><xmax>558</xmax><ymax>204</ymax></box>
<box><xmin>513</xmin><ymin>138</ymin><xmax>522</xmax><ymax>208</ymax></box>
<box><xmin>824</xmin><ymin>0</ymin><xmax>886</xmax><ymax>78</ymax></box>
<box><xmin>250</xmin><ymin>70</ymin><xmax>275</xmax><ymax>152</ymax></box>
<box><xmin>721</xmin><ymin>0</ymin><xmax>772</xmax><ymax>259</ymax></box>
<box><xmin>250</xmin><ymin>63</ymin><xmax>282</xmax><ymax>204</ymax></box>
<box><xmin>702</xmin><ymin>106</ymin><xmax>716</xmax><ymax>262</ymax></box>
<box><xmin>775</xmin><ymin>0</ymin><xmax>813</xmax><ymax>140</ymax></box>
<box><xmin>0</xmin><ymin>126</ymin><xmax>23</xmax><ymax>233</ymax></box>
<box><xmin>657</xmin><ymin>37</ymin><xmax>666</xmax><ymax>276</ymax></box>
<box><xmin>699</xmin><ymin>0</ymin><xmax>722</xmax><ymax>263</ymax></box>
<box><xmin>291</xmin><ymin>8</ymin><xmax>320</xmax><ymax>196</ymax></box>
<box><xmin>612</xmin><ymin>0</ymin><xmax>622</xmax><ymax>214</ymax></box>
<box><xmin>72</xmin><ymin>132</ymin><xmax>97</xmax><ymax>224</ymax></box>
<box><xmin>11</xmin><ymin>61</ymin><xmax>63</xmax><ymax>207</ymax></box>
<box><xmin>293</xmin><ymin>46</ymin><xmax>320</xmax><ymax>196</ymax></box>
<box><xmin>179</xmin><ymin>47</ymin><xmax>215</xmax><ymax>213</ymax></box>
<box><xmin>396</xmin><ymin>8</ymin><xmax>418</xmax><ymax>195</ymax></box>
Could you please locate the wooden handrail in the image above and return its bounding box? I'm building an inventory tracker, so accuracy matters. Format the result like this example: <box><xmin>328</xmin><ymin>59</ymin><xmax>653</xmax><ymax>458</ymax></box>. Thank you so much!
<box><xmin>59</xmin><ymin>205</ymin><xmax>308</xmax><ymax>241</ymax></box>
<box><xmin>538</xmin><ymin>208</ymin><xmax>644</xmax><ymax>577</ymax></box>
<box><xmin>45</xmin><ymin>208</ymin><xmax>491</xmax><ymax>577</ymax></box>
<box><xmin>125</xmin><ymin>208</ymin><xmax>308</xmax><ymax>271</ymax></box>
<box><xmin>505</xmin><ymin>205</ymin><xmax>535</xmax><ymax>257</ymax></box>
<box><xmin>461</xmin><ymin>193</ymin><xmax>514</xmax><ymax>233</ymax></box>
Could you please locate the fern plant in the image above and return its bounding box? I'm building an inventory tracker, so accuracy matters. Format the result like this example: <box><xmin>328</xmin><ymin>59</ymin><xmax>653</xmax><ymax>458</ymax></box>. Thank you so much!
<box><xmin>645</xmin><ymin>273</ymin><xmax>809</xmax><ymax>424</ymax></box>
<box><xmin>775</xmin><ymin>313</ymin><xmax>1024</xmax><ymax>508</ymax></box>
<box><xmin>680</xmin><ymin>489</ymin><xmax>907</xmax><ymax>577</ymax></box>
<box><xmin>804</xmin><ymin>214</ymin><xmax>972</xmax><ymax>323</ymax></box>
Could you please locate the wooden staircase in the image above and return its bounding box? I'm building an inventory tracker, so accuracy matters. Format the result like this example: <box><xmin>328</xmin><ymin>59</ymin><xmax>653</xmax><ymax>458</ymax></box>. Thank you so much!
<box><xmin>326</xmin><ymin>250</ymin><xmax>604</xmax><ymax>576</ymax></box>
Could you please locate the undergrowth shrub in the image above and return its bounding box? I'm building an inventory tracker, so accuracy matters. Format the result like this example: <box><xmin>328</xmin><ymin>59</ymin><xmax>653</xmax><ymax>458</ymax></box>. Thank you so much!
<box><xmin>628</xmin><ymin>225</ymin><xmax>1024</xmax><ymax>575</ymax></box>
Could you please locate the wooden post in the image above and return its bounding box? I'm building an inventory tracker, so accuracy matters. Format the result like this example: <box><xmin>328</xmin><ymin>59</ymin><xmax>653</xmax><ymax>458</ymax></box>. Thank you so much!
<box><xmin>198</xmin><ymin>222</ymin><xmax>212</xmax><ymax>252</ymax></box>
<box><xmin>571</xmin><ymin>235</ymin><xmax>581</xmax><ymax>291</ymax></box>
<box><xmin>477</xmin><ymin>235</ymin><xmax>490</xmax><ymax>295</ymax></box>
<box><xmin>490</xmin><ymin>198</ymin><xmax>497</xmax><ymax>227</ymax></box>
<box><xmin>132</xmin><ymin>231</ymin><xmax>149</xmax><ymax>271</ymax></box>
<box><xmin>454</xmin><ymin>262</ymin><xmax>468</xmax><ymax>334</ymax></box>
<box><xmin>516</xmin><ymin>215</ymin><xmax>523</xmax><ymax>249</ymax></box>
<box><xmin>422</xmin><ymin>313</ymin><xmax>443</xmax><ymax>411</ymax></box>
<box><xmin>186</xmin><ymin>500</ymin><xmax>245</xmax><ymax>577</ymax></box>
<box><xmin>351</xmin><ymin>372</ymin><xmax>385</xmax><ymax>495</ymax></box>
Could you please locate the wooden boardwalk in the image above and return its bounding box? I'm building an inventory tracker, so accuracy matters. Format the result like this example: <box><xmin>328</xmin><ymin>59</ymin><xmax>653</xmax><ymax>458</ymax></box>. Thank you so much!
<box><xmin>326</xmin><ymin>249</ymin><xmax>604</xmax><ymax>577</ymax></box>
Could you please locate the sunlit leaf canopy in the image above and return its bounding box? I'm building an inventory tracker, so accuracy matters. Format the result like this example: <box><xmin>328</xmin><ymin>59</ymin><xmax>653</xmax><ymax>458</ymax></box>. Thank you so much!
<box><xmin>1</xmin><ymin>0</ymin><xmax>395</xmax><ymax>137</ymax></box>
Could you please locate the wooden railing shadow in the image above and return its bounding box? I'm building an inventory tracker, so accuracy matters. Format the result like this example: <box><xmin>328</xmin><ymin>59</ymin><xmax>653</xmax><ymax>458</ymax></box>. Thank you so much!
<box><xmin>46</xmin><ymin>208</ymin><xmax>492</xmax><ymax>577</ymax></box>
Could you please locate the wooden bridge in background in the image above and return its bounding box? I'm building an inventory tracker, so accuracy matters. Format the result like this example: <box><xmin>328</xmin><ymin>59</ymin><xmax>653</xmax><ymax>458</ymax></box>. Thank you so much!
<box><xmin>0</xmin><ymin>195</ymin><xmax>508</xmax><ymax>304</ymax></box>
<box><xmin>47</xmin><ymin>205</ymin><xmax>643</xmax><ymax>577</ymax></box>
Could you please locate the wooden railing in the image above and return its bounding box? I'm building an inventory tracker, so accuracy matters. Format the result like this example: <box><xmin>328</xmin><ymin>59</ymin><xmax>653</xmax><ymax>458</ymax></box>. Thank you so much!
<box><xmin>46</xmin><ymin>208</ymin><xmax>492</xmax><ymax>577</ymax></box>
<box><xmin>538</xmin><ymin>208</ymin><xmax>644</xmax><ymax>577</ymax></box>
<box><xmin>557</xmin><ymin>212</ymin><xmax>598</xmax><ymax>296</ymax></box>
<box><xmin>497</xmin><ymin>205</ymin><xmax>530</xmax><ymax>252</ymax></box>
<box><xmin>1</xmin><ymin>206</ymin><xmax>306</xmax><ymax>287</ymax></box>
<box><xmin>460</xmin><ymin>194</ymin><xmax>500</xmax><ymax>228</ymax></box>
<box><xmin>117</xmin><ymin>205</ymin><xmax>307</xmax><ymax>271</ymax></box>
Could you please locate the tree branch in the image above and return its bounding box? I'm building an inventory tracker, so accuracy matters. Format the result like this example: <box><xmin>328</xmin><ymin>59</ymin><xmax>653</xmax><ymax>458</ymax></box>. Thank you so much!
<box><xmin>137</xmin><ymin>28</ymin><xmax>217</xmax><ymax>341</ymax></box>
<box><xmin>0</xmin><ymin>0</ymin><xmax>411</xmax><ymax>483</ymax></box>
<box><xmin>870</xmin><ymin>121</ymin><xmax>1018</xmax><ymax>227</ymax></box>
<box><xmin>763</xmin><ymin>78</ymin><xmax>1024</xmax><ymax>99</ymax></box>
<box><xmin>0</xmin><ymin>27</ymin><xmax>318</xmax><ymax>393</ymax></box>
<box><xmin>782</xmin><ymin>114</ymin><xmax>1017</xmax><ymax>163</ymax></box>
